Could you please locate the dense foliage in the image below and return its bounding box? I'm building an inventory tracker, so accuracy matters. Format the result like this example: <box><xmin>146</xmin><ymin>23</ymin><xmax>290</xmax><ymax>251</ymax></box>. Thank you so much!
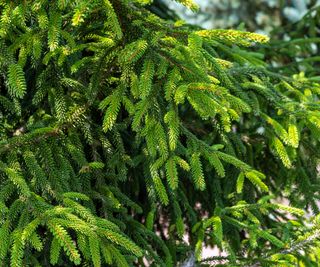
<box><xmin>1</xmin><ymin>0</ymin><xmax>320</xmax><ymax>266</ymax></box>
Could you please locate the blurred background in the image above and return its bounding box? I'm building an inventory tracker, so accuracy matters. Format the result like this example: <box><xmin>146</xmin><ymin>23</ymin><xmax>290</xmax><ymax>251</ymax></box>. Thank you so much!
<box><xmin>159</xmin><ymin>0</ymin><xmax>320</xmax><ymax>33</ymax></box>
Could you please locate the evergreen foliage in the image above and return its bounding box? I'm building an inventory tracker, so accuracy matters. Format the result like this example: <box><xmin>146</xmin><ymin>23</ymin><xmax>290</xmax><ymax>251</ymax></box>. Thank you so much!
<box><xmin>0</xmin><ymin>0</ymin><xmax>320</xmax><ymax>266</ymax></box>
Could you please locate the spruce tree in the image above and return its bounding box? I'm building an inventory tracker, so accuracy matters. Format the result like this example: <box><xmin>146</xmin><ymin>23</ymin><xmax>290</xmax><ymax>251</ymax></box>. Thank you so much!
<box><xmin>0</xmin><ymin>1</ymin><xmax>320</xmax><ymax>266</ymax></box>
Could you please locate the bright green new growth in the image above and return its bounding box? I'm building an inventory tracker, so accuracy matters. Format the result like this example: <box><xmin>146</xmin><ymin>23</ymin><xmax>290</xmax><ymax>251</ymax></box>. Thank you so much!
<box><xmin>1</xmin><ymin>0</ymin><xmax>320</xmax><ymax>266</ymax></box>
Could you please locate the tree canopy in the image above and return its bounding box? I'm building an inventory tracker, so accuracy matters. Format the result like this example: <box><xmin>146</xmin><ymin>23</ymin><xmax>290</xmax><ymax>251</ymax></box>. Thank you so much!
<box><xmin>1</xmin><ymin>1</ymin><xmax>320</xmax><ymax>266</ymax></box>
